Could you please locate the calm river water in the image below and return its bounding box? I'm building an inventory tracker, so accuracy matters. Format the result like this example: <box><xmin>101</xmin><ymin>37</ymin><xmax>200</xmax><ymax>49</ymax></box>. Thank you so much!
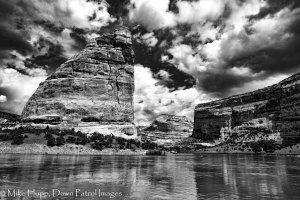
<box><xmin>0</xmin><ymin>154</ymin><xmax>299</xmax><ymax>200</ymax></box>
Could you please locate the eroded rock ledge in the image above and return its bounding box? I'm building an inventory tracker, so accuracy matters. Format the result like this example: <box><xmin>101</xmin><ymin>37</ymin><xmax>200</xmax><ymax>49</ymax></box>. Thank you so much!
<box><xmin>192</xmin><ymin>73</ymin><xmax>300</xmax><ymax>145</ymax></box>
<box><xmin>21</xmin><ymin>27</ymin><xmax>136</xmax><ymax>137</ymax></box>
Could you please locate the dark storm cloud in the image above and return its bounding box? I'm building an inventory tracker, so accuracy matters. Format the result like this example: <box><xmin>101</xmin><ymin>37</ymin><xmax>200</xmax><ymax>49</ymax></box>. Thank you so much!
<box><xmin>229</xmin><ymin>37</ymin><xmax>300</xmax><ymax>76</ymax></box>
<box><xmin>133</xmin><ymin>36</ymin><xmax>196</xmax><ymax>89</ymax></box>
<box><xmin>144</xmin><ymin>0</ymin><xmax>300</xmax><ymax>98</ymax></box>
<box><xmin>0</xmin><ymin>26</ymin><xmax>30</xmax><ymax>53</ymax></box>
<box><xmin>131</xmin><ymin>22</ymin><xmax>202</xmax><ymax>89</ymax></box>
<box><xmin>0</xmin><ymin>88</ymin><xmax>16</xmax><ymax>102</ymax></box>
<box><xmin>69</xmin><ymin>32</ymin><xmax>88</xmax><ymax>51</ymax></box>
<box><xmin>198</xmin><ymin>72</ymin><xmax>253</xmax><ymax>97</ymax></box>
<box><xmin>32</xmin><ymin>39</ymin><xmax>68</xmax><ymax>74</ymax></box>
<box><xmin>200</xmin><ymin>40</ymin><xmax>300</xmax><ymax>97</ymax></box>
<box><xmin>201</xmin><ymin>5</ymin><xmax>300</xmax><ymax>97</ymax></box>
<box><xmin>248</xmin><ymin>0</ymin><xmax>300</xmax><ymax>21</ymax></box>
<box><xmin>0</xmin><ymin>0</ymin><xmax>49</xmax><ymax>74</ymax></box>
<box><xmin>0</xmin><ymin>16</ymin><xmax>33</xmax><ymax>59</ymax></box>
<box><xmin>0</xmin><ymin>0</ymin><xmax>115</xmax><ymax>77</ymax></box>
<box><xmin>105</xmin><ymin>0</ymin><xmax>131</xmax><ymax>20</ymax></box>
<box><xmin>0</xmin><ymin>0</ymin><xmax>118</xmax><ymax>72</ymax></box>
<box><xmin>34</xmin><ymin>20</ymin><xmax>65</xmax><ymax>34</ymax></box>
<box><xmin>91</xmin><ymin>0</ymin><xmax>202</xmax><ymax>92</ymax></box>
<box><xmin>35</xmin><ymin>22</ymin><xmax>89</xmax><ymax>54</ymax></box>
<box><xmin>3</xmin><ymin>0</ymin><xmax>299</xmax><ymax>124</ymax></box>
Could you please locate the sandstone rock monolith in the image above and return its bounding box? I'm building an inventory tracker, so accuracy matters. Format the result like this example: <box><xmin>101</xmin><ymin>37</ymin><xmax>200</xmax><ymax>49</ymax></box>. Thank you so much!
<box><xmin>21</xmin><ymin>27</ymin><xmax>136</xmax><ymax>138</ymax></box>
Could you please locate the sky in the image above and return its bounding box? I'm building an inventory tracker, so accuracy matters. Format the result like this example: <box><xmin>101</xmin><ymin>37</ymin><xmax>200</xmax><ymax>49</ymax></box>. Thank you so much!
<box><xmin>0</xmin><ymin>0</ymin><xmax>300</xmax><ymax>125</ymax></box>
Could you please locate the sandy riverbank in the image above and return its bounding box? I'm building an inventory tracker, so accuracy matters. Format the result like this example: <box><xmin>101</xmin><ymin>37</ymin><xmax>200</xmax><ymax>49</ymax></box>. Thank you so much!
<box><xmin>0</xmin><ymin>142</ymin><xmax>147</xmax><ymax>155</ymax></box>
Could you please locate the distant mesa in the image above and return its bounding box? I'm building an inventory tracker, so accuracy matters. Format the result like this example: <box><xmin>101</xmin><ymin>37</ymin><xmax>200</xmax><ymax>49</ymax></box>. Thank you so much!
<box><xmin>192</xmin><ymin>73</ymin><xmax>300</xmax><ymax>146</ymax></box>
<box><xmin>0</xmin><ymin>111</ymin><xmax>20</xmax><ymax>125</ymax></box>
<box><xmin>21</xmin><ymin>27</ymin><xmax>136</xmax><ymax>138</ymax></box>
<box><xmin>139</xmin><ymin>114</ymin><xmax>193</xmax><ymax>145</ymax></box>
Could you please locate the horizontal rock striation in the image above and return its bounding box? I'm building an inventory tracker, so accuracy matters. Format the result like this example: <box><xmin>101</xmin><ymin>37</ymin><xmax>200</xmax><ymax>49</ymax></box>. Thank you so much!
<box><xmin>140</xmin><ymin>114</ymin><xmax>193</xmax><ymax>145</ymax></box>
<box><xmin>21</xmin><ymin>27</ymin><xmax>136</xmax><ymax>137</ymax></box>
<box><xmin>193</xmin><ymin>73</ymin><xmax>300</xmax><ymax>145</ymax></box>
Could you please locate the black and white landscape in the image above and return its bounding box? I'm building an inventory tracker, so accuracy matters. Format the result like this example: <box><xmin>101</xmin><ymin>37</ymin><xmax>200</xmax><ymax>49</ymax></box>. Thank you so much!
<box><xmin>1</xmin><ymin>1</ymin><xmax>300</xmax><ymax>200</ymax></box>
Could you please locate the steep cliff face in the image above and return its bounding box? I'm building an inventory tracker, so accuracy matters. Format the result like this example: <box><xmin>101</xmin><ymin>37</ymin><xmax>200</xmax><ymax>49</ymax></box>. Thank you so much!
<box><xmin>193</xmin><ymin>73</ymin><xmax>300</xmax><ymax>145</ymax></box>
<box><xmin>21</xmin><ymin>27</ymin><xmax>136</xmax><ymax>137</ymax></box>
<box><xmin>140</xmin><ymin>115</ymin><xmax>193</xmax><ymax>145</ymax></box>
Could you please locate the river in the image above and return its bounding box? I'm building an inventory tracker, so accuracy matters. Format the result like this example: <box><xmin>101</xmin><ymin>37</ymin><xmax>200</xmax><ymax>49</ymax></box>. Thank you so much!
<box><xmin>0</xmin><ymin>154</ymin><xmax>299</xmax><ymax>200</ymax></box>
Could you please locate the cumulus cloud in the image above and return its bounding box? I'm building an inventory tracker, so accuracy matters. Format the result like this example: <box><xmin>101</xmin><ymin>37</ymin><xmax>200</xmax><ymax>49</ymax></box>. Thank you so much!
<box><xmin>134</xmin><ymin>64</ymin><xmax>208</xmax><ymax>125</ymax></box>
<box><xmin>128</xmin><ymin>0</ymin><xmax>226</xmax><ymax>30</ymax></box>
<box><xmin>134</xmin><ymin>32</ymin><xmax>158</xmax><ymax>47</ymax></box>
<box><xmin>3</xmin><ymin>51</ymin><xmax>48</xmax><ymax>77</ymax></box>
<box><xmin>176</xmin><ymin>0</ymin><xmax>226</xmax><ymax>24</ymax></box>
<box><xmin>159</xmin><ymin>0</ymin><xmax>300</xmax><ymax>97</ymax></box>
<box><xmin>155</xmin><ymin>70</ymin><xmax>171</xmax><ymax>81</ymax></box>
<box><xmin>129</xmin><ymin>0</ymin><xmax>300</xmax><ymax>99</ymax></box>
<box><xmin>0</xmin><ymin>95</ymin><xmax>7</xmax><ymax>103</ymax></box>
<box><xmin>129</xmin><ymin>0</ymin><xmax>177</xmax><ymax>30</ymax></box>
<box><xmin>28</xmin><ymin>26</ymin><xmax>81</xmax><ymax>60</ymax></box>
<box><xmin>23</xmin><ymin>0</ymin><xmax>116</xmax><ymax>29</ymax></box>
<box><xmin>0</xmin><ymin>68</ymin><xmax>46</xmax><ymax>114</ymax></box>
<box><xmin>140</xmin><ymin>32</ymin><xmax>158</xmax><ymax>47</ymax></box>
<box><xmin>0</xmin><ymin>0</ymin><xmax>116</xmax><ymax>73</ymax></box>
<box><xmin>166</xmin><ymin>44</ymin><xmax>208</xmax><ymax>76</ymax></box>
<box><xmin>189</xmin><ymin>22</ymin><xmax>221</xmax><ymax>42</ymax></box>
<box><xmin>1</xmin><ymin>0</ymin><xmax>300</xmax><ymax>124</ymax></box>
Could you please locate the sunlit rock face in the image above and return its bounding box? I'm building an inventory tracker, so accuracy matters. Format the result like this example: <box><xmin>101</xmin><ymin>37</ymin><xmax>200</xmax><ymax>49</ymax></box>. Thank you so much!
<box><xmin>139</xmin><ymin>114</ymin><xmax>193</xmax><ymax>145</ymax></box>
<box><xmin>193</xmin><ymin>73</ymin><xmax>300</xmax><ymax>145</ymax></box>
<box><xmin>21</xmin><ymin>27</ymin><xmax>136</xmax><ymax>137</ymax></box>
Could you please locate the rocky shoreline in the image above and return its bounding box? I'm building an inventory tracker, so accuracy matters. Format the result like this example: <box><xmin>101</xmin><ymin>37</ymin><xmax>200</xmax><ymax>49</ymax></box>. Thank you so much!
<box><xmin>194</xmin><ymin>143</ymin><xmax>300</xmax><ymax>155</ymax></box>
<box><xmin>0</xmin><ymin>142</ymin><xmax>147</xmax><ymax>155</ymax></box>
<box><xmin>196</xmin><ymin>151</ymin><xmax>300</xmax><ymax>156</ymax></box>
<box><xmin>1</xmin><ymin>141</ymin><xmax>300</xmax><ymax>156</ymax></box>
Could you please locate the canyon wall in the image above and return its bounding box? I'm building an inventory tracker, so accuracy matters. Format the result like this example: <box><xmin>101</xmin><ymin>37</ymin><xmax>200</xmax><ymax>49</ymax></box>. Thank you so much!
<box><xmin>140</xmin><ymin>114</ymin><xmax>193</xmax><ymax>145</ymax></box>
<box><xmin>193</xmin><ymin>73</ymin><xmax>300</xmax><ymax>145</ymax></box>
<box><xmin>21</xmin><ymin>27</ymin><xmax>136</xmax><ymax>137</ymax></box>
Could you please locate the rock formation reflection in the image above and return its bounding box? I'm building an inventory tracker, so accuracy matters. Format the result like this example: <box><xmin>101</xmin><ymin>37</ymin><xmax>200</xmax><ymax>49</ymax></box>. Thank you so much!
<box><xmin>193</xmin><ymin>155</ymin><xmax>300</xmax><ymax>199</ymax></box>
<box><xmin>0</xmin><ymin>154</ymin><xmax>197</xmax><ymax>200</ymax></box>
<box><xmin>0</xmin><ymin>154</ymin><xmax>300</xmax><ymax>200</ymax></box>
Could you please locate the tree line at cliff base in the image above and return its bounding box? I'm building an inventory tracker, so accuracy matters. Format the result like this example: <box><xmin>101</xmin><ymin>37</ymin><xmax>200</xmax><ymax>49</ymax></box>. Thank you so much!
<box><xmin>0</xmin><ymin>126</ymin><xmax>161</xmax><ymax>152</ymax></box>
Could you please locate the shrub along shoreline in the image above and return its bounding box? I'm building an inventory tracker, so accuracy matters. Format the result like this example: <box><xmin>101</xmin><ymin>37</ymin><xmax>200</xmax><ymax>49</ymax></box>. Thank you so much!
<box><xmin>0</xmin><ymin>126</ymin><xmax>163</xmax><ymax>155</ymax></box>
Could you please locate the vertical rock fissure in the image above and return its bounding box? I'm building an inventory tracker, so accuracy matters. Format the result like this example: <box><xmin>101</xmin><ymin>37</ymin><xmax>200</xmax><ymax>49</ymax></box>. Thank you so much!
<box><xmin>278</xmin><ymin>86</ymin><xmax>283</xmax><ymax>121</ymax></box>
<box><xmin>115</xmin><ymin>74</ymin><xmax>120</xmax><ymax>104</ymax></box>
<box><xmin>130</xmin><ymin>79</ymin><xmax>133</xmax><ymax>108</ymax></box>
<box><xmin>107</xmin><ymin>49</ymin><xmax>115</xmax><ymax>98</ymax></box>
